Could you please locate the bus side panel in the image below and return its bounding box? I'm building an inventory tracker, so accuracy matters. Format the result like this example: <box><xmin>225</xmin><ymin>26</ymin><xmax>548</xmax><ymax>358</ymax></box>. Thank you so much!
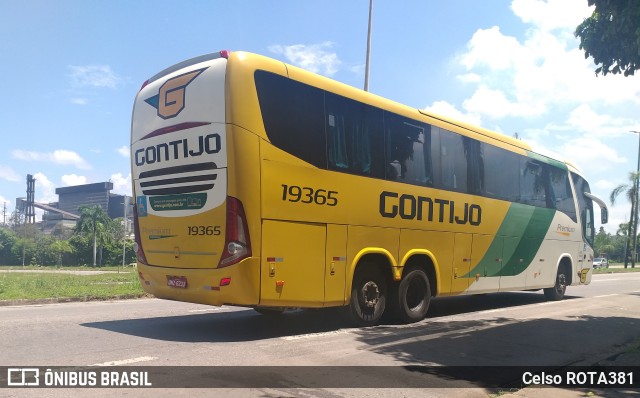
<box><xmin>523</xmin><ymin>238</ymin><xmax>557</xmax><ymax>290</ymax></box>
<box><xmin>452</xmin><ymin>233</ymin><xmax>473</xmax><ymax>296</ymax></box>
<box><xmin>325</xmin><ymin>224</ymin><xmax>347</xmax><ymax>306</ymax></box>
<box><xmin>466</xmin><ymin>234</ymin><xmax>502</xmax><ymax>294</ymax></box>
<box><xmin>498</xmin><ymin>236</ymin><xmax>526</xmax><ymax>291</ymax></box>
<box><xmin>260</xmin><ymin>220</ymin><xmax>326</xmax><ymax>307</ymax></box>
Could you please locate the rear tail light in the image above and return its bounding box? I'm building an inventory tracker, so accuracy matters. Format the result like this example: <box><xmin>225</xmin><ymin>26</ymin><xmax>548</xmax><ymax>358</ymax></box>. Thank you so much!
<box><xmin>218</xmin><ymin>196</ymin><xmax>251</xmax><ymax>268</ymax></box>
<box><xmin>132</xmin><ymin>203</ymin><xmax>148</xmax><ymax>265</ymax></box>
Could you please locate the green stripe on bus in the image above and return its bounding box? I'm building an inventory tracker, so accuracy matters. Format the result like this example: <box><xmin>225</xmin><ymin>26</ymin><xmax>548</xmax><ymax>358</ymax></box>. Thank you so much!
<box><xmin>525</xmin><ymin>150</ymin><xmax>567</xmax><ymax>170</ymax></box>
<box><xmin>500</xmin><ymin>206</ymin><xmax>555</xmax><ymax>276</ymax></box>
<box><xmin>464</xmin><ymin>204</ymin><xmax>555</xmax><ymax>278</ymax></box>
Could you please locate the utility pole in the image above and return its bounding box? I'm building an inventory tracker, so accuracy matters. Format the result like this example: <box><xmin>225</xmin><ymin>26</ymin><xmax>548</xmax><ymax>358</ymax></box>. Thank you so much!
<box><xmin>631</xmin><ymin>130</ymin><xmax>640</xmax><ymax>268</ymax></box>
<box><xmin>121</xmin><ymin>196</ymin><xmax>129</xmax><ymax>271</ymax></box>
<box><xmin>364</xmin><ymin>0</ymin><xmax>373</xmax><ymax>92</ymax></box>
<box><xmin>2</xmin><ymin>202</ymin><xmax>6</xmax><ymax>226</ymax></box>
<box><xmin>26</xmin><ymin>174</ymin><xmax>36</xmax><ymax>224</ymax></box>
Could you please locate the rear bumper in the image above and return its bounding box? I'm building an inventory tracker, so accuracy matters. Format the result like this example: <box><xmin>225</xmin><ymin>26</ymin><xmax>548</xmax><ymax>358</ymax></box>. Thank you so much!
<box><xmin>136</xmin><ymin>257</ymin><xmax>260</xmax><ymax>307</ymax></box>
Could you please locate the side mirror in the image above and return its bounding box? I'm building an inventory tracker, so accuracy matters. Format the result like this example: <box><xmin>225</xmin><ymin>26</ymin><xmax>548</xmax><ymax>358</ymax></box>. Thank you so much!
<box><xmin>584</xmin><ymin>192</ymin><xmax>608</xmax><ymax>224</ymax></box>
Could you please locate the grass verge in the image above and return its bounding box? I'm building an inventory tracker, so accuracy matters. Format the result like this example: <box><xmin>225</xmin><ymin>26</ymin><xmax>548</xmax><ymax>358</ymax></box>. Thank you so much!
<box><xmin>592</xmin><ymin>265</ymin><xmax>640</xmax><ymax>274</ymax></box>
<box><xmin>0</xmin><ymin>266</ymin><xmax>145</xmax><ymax>301</ymax></box>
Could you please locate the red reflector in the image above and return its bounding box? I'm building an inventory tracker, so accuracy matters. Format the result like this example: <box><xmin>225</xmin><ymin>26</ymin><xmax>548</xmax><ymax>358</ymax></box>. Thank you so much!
<box><xmin>220</xmin><ymin>50</ymin><xmax>230</xmax><ymax>59</ymax></box>
<box><xmin>276</xmin><ymin>280</ymin><xmax>285</xmax><ymax>287</ymax></box>
<box><xmin>220</xmin><ymin>278</ymin><xmax>231</xmax><ymax>286</ymax></box>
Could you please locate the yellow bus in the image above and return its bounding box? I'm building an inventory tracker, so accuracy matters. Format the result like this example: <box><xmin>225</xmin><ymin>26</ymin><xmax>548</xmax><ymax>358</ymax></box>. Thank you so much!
<box><xmin>131</xmin><ymin>50</ymin><xmax>608</xmax><ymax>326</ymax></box>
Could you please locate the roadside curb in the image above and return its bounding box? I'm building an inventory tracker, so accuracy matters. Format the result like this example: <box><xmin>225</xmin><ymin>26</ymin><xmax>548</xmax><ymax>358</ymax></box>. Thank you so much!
<box><xmin>0</xmin><ymin>293</ymin><xmax>150</xmax><ymax>307</ymax></box>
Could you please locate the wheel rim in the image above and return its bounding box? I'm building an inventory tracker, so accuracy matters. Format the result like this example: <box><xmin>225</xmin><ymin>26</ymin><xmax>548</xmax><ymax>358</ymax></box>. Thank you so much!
<box><xmin>556</xmin><ymin>273</ymin><xmax>567</xmax><ymax>295</ymax></box>
<box><xmin>361</xmin><ymin>281</ymin><xmax>380</xmax><ymax>309</ymax></box>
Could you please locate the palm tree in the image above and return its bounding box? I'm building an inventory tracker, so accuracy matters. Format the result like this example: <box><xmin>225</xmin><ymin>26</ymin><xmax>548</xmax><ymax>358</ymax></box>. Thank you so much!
<box><xmin>616</xmin><ymin>221</ymin><xmax>630</xmax><ymax>236</ymax></box>
<box><xmin>75</xmin><ymin>205</ymin><xmax>110</xmax><ymax>266</ymax></box>
<box><xmin>610</xmin><ymin>171</ymin><xmax>640</xmax><ymax>268</ymax></box>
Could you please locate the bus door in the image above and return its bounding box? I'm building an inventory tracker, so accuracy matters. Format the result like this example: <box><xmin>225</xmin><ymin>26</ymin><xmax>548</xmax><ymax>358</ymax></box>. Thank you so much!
<box><xmin>260</xmin><ymin>220</ymin><xmax>327</xmax><ymax>307</ymax></box>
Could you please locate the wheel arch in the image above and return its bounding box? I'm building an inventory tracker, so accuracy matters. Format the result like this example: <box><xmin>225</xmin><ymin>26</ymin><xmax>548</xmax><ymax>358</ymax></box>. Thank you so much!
<box><xmin>557</xmin><ymin>254</ymin><xmax>573</xmax><ymax>286</ymax></box>
<box><xmin>347</xmin><ymin>249</ymin><xmax>397</xmax><ymax>299</ymax></box>
<box><xmin>399</xmin><ymin>250</ymin><xmax>439</xmax><ymax>297</ymax></box>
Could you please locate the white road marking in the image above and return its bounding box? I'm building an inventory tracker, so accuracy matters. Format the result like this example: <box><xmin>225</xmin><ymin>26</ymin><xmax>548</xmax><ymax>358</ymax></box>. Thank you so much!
<box><xmin>592</xmin><ymin>278</ymin><xmax>630</xmax><ymax>282</ymax></box>
<box><xmin>282</xmin><ymin>329</ymin><xmax>354</xmax><ymax>341</ymax></box>
<box><xmin>90</xmin><ymin>356</ymin><xmax>157</xmax><ymax>366</ymax></box>
<box><xmin>188</xmin><ymin>306</ymin><xmax>228</xmax><ymax>313</ymax></box>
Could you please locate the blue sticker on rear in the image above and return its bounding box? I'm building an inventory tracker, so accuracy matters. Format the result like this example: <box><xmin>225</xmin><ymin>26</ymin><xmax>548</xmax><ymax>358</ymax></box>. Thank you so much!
<box><xmin>137</xmin><ymin>195</ymin><xmax>148</xmax><ymax>217</ymax></box>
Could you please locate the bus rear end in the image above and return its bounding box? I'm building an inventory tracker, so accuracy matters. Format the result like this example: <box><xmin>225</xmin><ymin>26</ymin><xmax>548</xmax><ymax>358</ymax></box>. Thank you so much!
<box><xmin>131</xmin><ymin>51</ymin><xmax>260</xmax><ymax>307</ymax></box>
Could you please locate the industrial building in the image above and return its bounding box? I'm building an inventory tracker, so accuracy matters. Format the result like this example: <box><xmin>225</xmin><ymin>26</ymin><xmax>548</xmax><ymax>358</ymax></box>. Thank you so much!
<box><xmin>16</xmin><ymin>179</ymin><xmax>132</xmax><ymax>233</ymax></box>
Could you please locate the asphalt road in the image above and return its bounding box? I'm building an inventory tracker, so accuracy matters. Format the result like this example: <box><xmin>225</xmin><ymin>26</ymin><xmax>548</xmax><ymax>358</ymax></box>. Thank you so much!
<box><xmin>1</xmin><ymin>272</ymin><xmax>639</xmax><ymax>397</ymax></box>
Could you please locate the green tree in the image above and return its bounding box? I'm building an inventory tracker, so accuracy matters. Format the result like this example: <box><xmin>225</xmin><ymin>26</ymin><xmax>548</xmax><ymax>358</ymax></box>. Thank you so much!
<box><xmin>12</xmin><ymin>237</ymin><xmax>36</xmax><ymax>266</ymax></box>
<box><xmin>12</xmin><ymin>223</ymin><xmax>37</xmax><ymax>266</ymax></box>
<box><xmin>594</xmin><ymin>226</ymin><xmax>615</xmax><ymax>258</ymax></box>
<box><xmin>617</xmin><ymin>221</ymin><xmax>630</xmax><ymax>236</ymax></box>
<box><xmin>32</xmin><ymin>234</ymin><xmax>58</xmax><ymax>266</ymax></box>
<box><xmin>0</xmin><ymin>227</ymin><xmax>19</xmax><ymax>265</ymax></box>
<box><xmin>75</xmin><ymin>205</ymin><xmax>111</xmax><ymax>267</ymax></box>
<box><xmin>50</xmin><ymin>240</ymin><xmax>73</xmax><ymax>267</ymax></box>
<box><xmin>575</xmin><ymin>0</ymin><xmax>640</xmax><ymax>76</ymax></box>
<box><xmin>69</xmin><ymin>233</ymin><xmax>92</xmax><ymax>265</ymax></box>
<box><xmin>610</xmin><ymin>172</ymin><xmax>640</xmax><ymax>267</ymax></box>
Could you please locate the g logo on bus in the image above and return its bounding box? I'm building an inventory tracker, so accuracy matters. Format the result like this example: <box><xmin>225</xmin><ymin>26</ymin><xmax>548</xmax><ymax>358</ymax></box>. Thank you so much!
<box><xmin>144</xmin><ymin>68</ymin><xmax>207</xmax><ymax>119</ymax></box>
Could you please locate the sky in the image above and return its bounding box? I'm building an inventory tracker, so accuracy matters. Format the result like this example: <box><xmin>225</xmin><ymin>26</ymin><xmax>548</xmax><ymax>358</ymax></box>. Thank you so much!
<box><xmin>1</xmin><ymin>0</ymin><xmax>639</xmax><ymax>234</ymax></box>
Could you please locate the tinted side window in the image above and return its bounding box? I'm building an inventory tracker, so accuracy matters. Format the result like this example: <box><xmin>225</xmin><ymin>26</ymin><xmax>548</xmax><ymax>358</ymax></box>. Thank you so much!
<box><xmin>520</xmin><ymin>159</ymin><xmax>549</xmax><ymax>208</ymax></box>
<box><xmin>464</xmin><ymin>137</ymin><xmax>484</xmax><ymax>195</ymax></box>
<box><xmin>439</xmin><ymin>129</ymin><xmax>468</xmax><ymax>193</ymax></box>
<box><xmin>385</xmin><ymin>112</ymin><xmax>433</xmax><ymax>186</ymax></box>
<box><xmin>255</xmin><ymin>71</ymin><xmax>326</xmax><ymax>168</ymax></box>
<box><xmin>549</xmin><ymin>167</ymin><xmax>576</xmax><ymax>221</ymax></box>
<box><xmin>484</xmin><ymin>145</ymin><xmax>520</xmax><ymax>202</ymax></box>
<box><xmin>326</xmin><ymin>93</ymin><xmax>385</xmax><ymax>177</ymax></box>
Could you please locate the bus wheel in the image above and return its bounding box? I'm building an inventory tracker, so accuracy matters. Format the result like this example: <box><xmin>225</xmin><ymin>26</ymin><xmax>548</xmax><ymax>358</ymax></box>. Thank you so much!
<box><xmin>349</xmin><ymin>265</ymin><xmax>387</xmax><ymax>327</ymax></box>
<box><xmin>544</xmin><ymin>268</ymin><xmax>567</xmax><ymax>301</ymax></box>
<box><xmin>396</xmin><ymin>268</ymin><xmax>431</xmax><ymax>323</ymax></box>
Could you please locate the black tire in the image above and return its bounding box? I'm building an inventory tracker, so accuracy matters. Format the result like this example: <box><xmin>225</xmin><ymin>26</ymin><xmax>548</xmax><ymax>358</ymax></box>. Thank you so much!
<box><xmin>254</xmin><ymin>307</ymin><xmax>285</xmax><ymax>316</ymax></box>
<box><xmin>544</xmin><ymin>267</ymin><xmax>568</xmax><ymax>301</ymax></box>
<box><xmin>395</xmin><ymin>268</ymin><xmax>431</xmax><ymax>323</ymax></box>
<box><xmin>349</xmin><ymin>264</ymin><xmax>387</xmax><ymax>327</ymax></box>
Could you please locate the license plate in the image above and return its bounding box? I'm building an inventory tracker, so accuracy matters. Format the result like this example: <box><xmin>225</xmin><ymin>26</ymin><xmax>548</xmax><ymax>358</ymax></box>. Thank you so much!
<box><xmin>167</xmin><ymin>276</ymin><xmax>188</xmax><ymax>289</ymax></box>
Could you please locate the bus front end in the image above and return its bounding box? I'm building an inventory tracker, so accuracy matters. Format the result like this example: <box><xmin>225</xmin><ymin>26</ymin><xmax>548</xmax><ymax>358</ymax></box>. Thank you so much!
<box><xmin>130</xmin><ymin>51</ymin><xmax>260</xmax><ymax>307</ymax></box>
